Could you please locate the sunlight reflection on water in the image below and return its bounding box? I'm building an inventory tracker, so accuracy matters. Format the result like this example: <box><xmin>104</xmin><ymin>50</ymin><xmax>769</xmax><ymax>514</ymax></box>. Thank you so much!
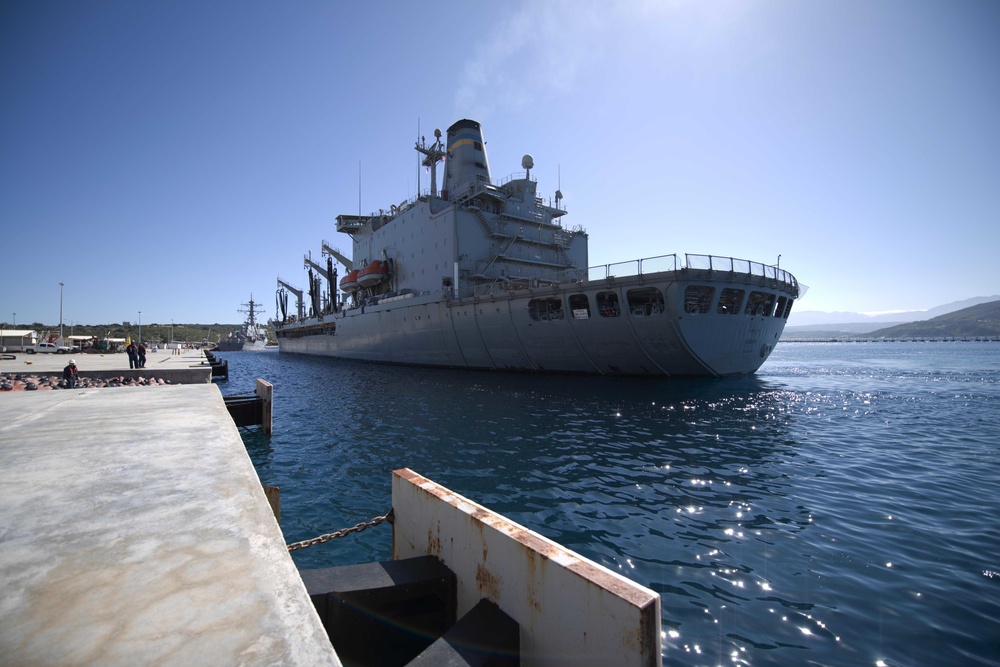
<box><xmin>231</xmin><ymin>342</ymin><xmax>1000</xmax><ymax>666</ymax></box>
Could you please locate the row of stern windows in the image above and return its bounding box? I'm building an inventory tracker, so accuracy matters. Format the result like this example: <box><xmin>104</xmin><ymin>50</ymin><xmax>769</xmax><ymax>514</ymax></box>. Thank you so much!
<box><xmin>528</xmin><ymin>286</ymin><xmax>794</xmax><ymax>321</ymax></box>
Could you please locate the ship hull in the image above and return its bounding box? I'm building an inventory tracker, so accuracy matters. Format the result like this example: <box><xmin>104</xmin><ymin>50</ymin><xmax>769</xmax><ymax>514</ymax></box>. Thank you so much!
<box><xmin>276</xmin><ymin>268</ymin><xmax>795</xmax><ymax>377</ymax></box>
<box><xmin>215</xmin><ymin>337</ymin><xmax>267</xmax><ymax>352</ymax></box>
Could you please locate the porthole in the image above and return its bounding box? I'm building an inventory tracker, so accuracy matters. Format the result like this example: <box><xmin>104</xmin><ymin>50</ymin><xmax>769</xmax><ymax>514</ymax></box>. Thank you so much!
<box><xmin>628</xmin><ymin>287</ymin><xmax>666</xmax><ymax>317</ymax></box>
<box><xmin>682</xmin><ymin>286</ymin><xmax>713</xmax><ymax>314</ymax></box>
<box><xmin>596</xmin><ymin>291</ymin><xmax>620</xmax><ymax>317</ymax></box>
<box><xmin>717</xmin><ymin>288</ymin><xmax>744</xmax><ymax>315</ymax></box>
<box><xmin>745</xmin><ymin>292</ymin><xmax>776</xmax><ymax>317</ymax></box>
<box><xmin>775</xmin><ymin>296</ymin><xmax>788</xmax><ymax>319</ymax></box>
<box><xmin>569</xmin><ymin>293</ymin><xmax>590</xmax><ymax>319</ymax></box>
<box><xmin>528</xmin><ymin>297</ymin><xmax>564</xmax><ymax>321</ymax></box>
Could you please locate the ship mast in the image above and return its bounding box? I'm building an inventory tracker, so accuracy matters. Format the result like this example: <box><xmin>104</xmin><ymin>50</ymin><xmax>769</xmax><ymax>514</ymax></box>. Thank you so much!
<box><xmin>415</xmin><ymin>128</ymin><xmax>445</xmax><ymax>197</ymax></box>
<box><xmin>238</xmin><ymin>295</ymin><xmax>264</xmax><ymax>330</ymax></box>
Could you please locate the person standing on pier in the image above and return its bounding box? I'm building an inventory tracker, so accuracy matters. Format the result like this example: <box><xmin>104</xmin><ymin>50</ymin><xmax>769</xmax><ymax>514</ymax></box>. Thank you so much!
<box><xmin>138</xmin><ymin>342</ymin><xmax>147</xmax><ymax>368</ymax></box>
<box><xmin>63</xmin><ymin>359</ymin><xmax>79</xmax><ymax>388</ymax></box>
<box><xmin>126</xmin><ymin>341</ymin><xmax>138</xmax><ymax>369</ymax></box>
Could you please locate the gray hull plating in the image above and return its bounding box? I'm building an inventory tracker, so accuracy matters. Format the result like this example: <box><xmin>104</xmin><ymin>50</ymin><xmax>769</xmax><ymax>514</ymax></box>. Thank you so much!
<box><xmin>277</xmin><ymin>270</ymin><xmax>792</xmax><ymax>377</ymax></box>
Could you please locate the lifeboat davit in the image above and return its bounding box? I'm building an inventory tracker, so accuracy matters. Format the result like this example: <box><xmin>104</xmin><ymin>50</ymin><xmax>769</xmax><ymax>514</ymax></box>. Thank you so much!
<box><xmin>339</xmin><ymin>269</ymin><xmax>360</xmax><ymax>293</ymax></box>
<box><xmin>357</xmin><ymin>260</ymin><xmax>390</xmax><ymax>289</ymax></box>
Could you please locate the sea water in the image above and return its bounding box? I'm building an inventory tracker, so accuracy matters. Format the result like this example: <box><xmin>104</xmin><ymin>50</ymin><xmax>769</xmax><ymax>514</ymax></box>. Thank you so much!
<box><xmin>225</xmin><ymin>342</ymin><xmax>1000</xmax><ymax>666</ymax></box>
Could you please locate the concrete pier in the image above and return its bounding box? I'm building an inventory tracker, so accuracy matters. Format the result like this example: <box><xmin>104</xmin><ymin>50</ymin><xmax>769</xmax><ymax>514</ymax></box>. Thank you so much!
<box><xmin>0</xmin><ymin>384</ymin><xmax>339</xmax><ymax>666</ymax></box>
<box><xmin>0</xmin><ymin>348</ymin><xmax>214</xmax><ymax>385</ymax></box>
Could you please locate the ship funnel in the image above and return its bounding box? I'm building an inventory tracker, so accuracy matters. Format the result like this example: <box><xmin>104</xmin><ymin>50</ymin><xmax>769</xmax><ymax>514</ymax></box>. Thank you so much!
<box><xmin>442</xmin><ymin>119</ymin><xmax>491</xmax><ymax>199</ymax></box>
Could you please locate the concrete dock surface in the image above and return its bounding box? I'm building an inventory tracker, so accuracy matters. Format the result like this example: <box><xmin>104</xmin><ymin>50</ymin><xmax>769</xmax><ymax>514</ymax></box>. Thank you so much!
<box><xmin>0</xmin><ymin>383</ymin><xmax>339</xmax><ymax>666</ymax></box>
<box><xmin>0</xmin><ymin>348</ymin><xmax>214</xmax><ymax>385</ymax></box>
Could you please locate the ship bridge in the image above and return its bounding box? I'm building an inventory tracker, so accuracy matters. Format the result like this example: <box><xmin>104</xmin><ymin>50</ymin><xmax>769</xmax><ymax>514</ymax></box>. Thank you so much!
<box><xmin>336</xmin><ymin>214</ymin><xmax>365</xmax><ymax>235</ymax></box>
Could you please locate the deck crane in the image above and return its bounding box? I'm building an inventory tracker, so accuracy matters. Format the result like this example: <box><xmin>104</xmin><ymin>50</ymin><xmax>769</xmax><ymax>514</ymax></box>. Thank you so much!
<box><xmin>321</xmin><ymin>241</ymin><xmax>352</xmax><ymax>271</ymax></box>
<box><xmin>275</xmin><ymin>277</ymin><xmax>304</xmax><ymax>323</ymax></box>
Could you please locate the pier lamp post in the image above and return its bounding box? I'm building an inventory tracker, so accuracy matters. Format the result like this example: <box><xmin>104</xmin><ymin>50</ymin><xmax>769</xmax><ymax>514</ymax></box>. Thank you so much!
<box><xmin>138</xmin><ymin>311</ymin><xmax>142</xmax><ymax>344</ymax></box>
<box><xmin>59</xmin><ymin>282</ymin><xmax>64</xmax><ymax>343</ymax></box>
<box><xmin>171</xmin><ymin>319</ymin><xmax>174</xmax><ymax>345</ymax></box>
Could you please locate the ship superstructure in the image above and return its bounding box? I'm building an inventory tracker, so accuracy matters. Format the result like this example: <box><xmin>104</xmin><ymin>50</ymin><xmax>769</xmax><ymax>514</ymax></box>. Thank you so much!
<box><xmin>216</xmin><ymin>295</ymin><xmax>268</xmax><ymax>351</ymax></box>
<box><xmin>274</xmin><ymin>119</ymin><xmax>800</xmax><ymax>376</ymax></box>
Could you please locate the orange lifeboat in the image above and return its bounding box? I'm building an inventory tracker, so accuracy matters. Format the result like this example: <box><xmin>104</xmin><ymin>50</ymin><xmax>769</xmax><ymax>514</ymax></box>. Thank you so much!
<box><xmin>357</xmin><ymin>260</ymin><xmax>390</xmax><ymax>289</ymax></box>
<box><xmin>339</xmin><ymin>269</ymin><xmax>360</xmax><ymax>293</ymax></box>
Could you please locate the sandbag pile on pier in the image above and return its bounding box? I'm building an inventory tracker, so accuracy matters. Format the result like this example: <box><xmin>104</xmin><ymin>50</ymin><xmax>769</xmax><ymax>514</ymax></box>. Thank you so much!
<box><xmin>0</xmin><ymin>373</ymin><xmax>174</xmax><ymax>391</ymax></box>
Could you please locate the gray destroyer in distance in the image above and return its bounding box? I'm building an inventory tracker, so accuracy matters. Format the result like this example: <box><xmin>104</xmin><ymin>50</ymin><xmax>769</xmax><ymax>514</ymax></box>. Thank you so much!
<box><xmin>274</xmin><ymin>119</ymin><xmax>800</xmax><ymax>376</ymax></box>
<box><xmin>216</xmin><ymin>296</ymin><xmax>268</xmax><ymax>351</ymax></box>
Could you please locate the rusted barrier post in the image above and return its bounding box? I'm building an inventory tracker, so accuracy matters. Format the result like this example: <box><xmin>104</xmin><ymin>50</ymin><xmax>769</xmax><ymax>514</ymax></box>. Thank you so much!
<box><xmin>256</xmin><ymin>378</ymin><xmax>273</xmax><ymax>435</ymax></box>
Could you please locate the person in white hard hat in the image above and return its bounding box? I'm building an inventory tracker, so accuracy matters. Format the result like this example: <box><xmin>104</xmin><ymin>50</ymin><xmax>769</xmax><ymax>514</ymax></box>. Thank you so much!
<box><xmin>63</xmin><ymin>359</ymin><xmax>79</xmax><ymax>389</ymax></box>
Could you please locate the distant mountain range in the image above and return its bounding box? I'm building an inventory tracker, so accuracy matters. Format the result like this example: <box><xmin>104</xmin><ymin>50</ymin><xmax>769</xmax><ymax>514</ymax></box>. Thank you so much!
<box><xmin>867</xmin><ymin>301</ymin><xmax>1000</xmax><ymax>338</ymax></box>
<box><xmin>785</xmin><ymin>296</ymin><xmax>1000</xmax><ymax>338</ymax></box>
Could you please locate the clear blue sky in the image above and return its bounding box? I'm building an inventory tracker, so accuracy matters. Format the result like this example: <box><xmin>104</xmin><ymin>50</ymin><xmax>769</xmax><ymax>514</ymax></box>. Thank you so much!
<box><xmin>3</xmin><ymin>0</ymin><xmax>998</xmax><ymax>327</ymax></box>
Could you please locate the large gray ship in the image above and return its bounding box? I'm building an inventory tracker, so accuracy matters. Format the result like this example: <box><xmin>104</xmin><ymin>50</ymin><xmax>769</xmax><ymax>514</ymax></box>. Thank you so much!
<box><xmin>274</xmin><ymin>119</ymin><xmax>801</xmax><ymax>376</ymax></box>
<box><xmin>215</xmin><ymin>296</ymin><xmax>268</xmax><ymax>351</ymax></box>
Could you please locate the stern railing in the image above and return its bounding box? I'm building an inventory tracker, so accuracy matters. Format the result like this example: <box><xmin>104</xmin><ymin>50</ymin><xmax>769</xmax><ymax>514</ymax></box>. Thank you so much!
<box><xmin>466</xmin><ymin>253</ymin><xmax>799</xmax><ymax>299</ymax></box>
<box><xmin>276</xmin><ymin>252</ymin><xmax>800</xmax><ymax>309</ymax></box>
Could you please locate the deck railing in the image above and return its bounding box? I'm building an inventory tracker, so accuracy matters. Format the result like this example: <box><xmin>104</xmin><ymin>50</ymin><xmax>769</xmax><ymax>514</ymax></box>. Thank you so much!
<box><xmin>295</xmin><ymin>252</ymin><xmax>800</xmax><ymax>307</ymax></box>
<box><xmin>468</xmin><ymin>253</ymin><xmax>799</xmax><ymax>299</ymax></box>
<box><xmin>684</xmin><ymin>254</ymin><xmax>798</xmax><ymax>290</ymax></box>
<box><xmin>578</xmin><ymin>253</ymin><xmax>797</xmax><ymax>288</ymax></box>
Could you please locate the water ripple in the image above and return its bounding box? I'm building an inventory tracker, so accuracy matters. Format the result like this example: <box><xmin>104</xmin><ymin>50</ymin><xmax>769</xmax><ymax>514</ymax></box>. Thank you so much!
<box><xmin>229</xmin><ymin>342</ymin><xmax>1000</xmax><ymax>666</ymax></box>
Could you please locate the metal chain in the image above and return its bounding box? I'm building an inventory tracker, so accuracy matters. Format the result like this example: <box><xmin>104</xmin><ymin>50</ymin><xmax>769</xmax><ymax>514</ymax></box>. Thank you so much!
<box><xmin>286</xmin><ymin>508</ymin><xmax>394</xmax><ymax>552</ymax></box>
